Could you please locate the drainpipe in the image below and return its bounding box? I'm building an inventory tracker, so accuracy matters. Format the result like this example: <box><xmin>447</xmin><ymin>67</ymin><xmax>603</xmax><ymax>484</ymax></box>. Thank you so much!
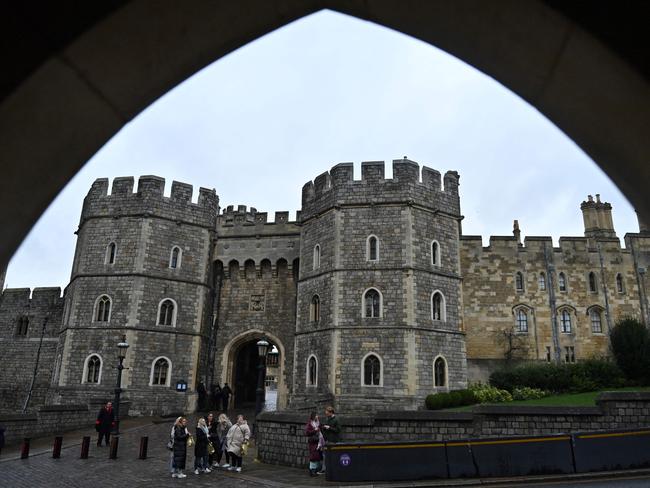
<box><xmin>597</xmin><ymin>242</ymin><xmax>613</xmax><ymax>333</ymax></box>
<box><xmin>543</xmin><ymin>242</ymin><xmax>561</xmax><ymax>363</ymax></box>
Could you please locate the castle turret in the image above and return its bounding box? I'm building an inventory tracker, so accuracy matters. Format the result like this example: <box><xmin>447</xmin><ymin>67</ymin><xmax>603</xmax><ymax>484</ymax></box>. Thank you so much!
<box><xmin>292</xmin><ymin>159</ymin><xmax>467</xmax><ymax>412</ymax></box>
<box><xmin>54</xmin><ymin>176</ymin><xmax>218</xmax><ymax>415</ymax></box>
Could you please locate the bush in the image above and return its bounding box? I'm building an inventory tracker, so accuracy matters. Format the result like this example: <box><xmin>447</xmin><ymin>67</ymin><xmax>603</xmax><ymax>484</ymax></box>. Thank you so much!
<box><xmin>425</xmin><ymin>389</ymin><xmax>477</xmax><ymax>410</ymax></box>
<box><xmin>511</xmin><ymin>386</ymin><xmax>549</xmax><ymax>401</ymax></box>
<box><xmin>489</xmin><ymin>359</ymin><xmax>625</xmax><ymax>394</ymax></box>
<box><xmin>469</xmin><ymin>383</ymin><xmax>513</xmax><ymax>403</ymax></box>
<box><xmin>610</xmin><ymin>318</ymin><xmax>650</xmax><ymax>384</ymax></box>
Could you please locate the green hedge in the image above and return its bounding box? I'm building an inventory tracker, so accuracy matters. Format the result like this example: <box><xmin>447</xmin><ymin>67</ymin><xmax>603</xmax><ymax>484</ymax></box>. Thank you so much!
<box><xmin>489</xmin><ymin>359</ymin><xmax>625</xmax><ymax>393</ymax></box>
<box><xmin>425</xmin><ymin>389</ymin><xmax>477</xmax><ymax>410</ymax></box>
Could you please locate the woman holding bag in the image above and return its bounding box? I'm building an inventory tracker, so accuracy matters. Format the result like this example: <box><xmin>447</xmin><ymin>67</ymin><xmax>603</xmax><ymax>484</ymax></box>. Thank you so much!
<box><xmin>305</xmin><ymin>412</ymin><xmax>324</xmax><ymax>476</ymax></box>
<box><xmin>194</xmin><ymin>418</ymin><xmax>211</xmax><ymax>474</ymax></box>
<box><xmin>171</xmin><ymin>417</ymin><xmax>190</xmax><ymax>478</ymax></box>
<box><xmin>225</xmin><ymin>414</ymin><xmax>250</xmax><ymax>473</ymax></box>
<box><xmin>213</xmin><ymin>413</ymin><xmax>232</xmax><ymax>468</ymax></box>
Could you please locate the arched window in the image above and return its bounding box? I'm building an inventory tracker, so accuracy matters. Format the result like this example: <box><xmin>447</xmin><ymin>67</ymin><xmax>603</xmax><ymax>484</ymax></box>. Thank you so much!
<box><xmin>362</xmin><ymin>353</ymin><xmax>382</xmax><ymax>386</ymax></box>
<box><xmin>306</xmin><ymin>355</ymin><xmax>318</xmax><ymax>387</ymax></box>
<box><xmin>560</xmin><ymin>309</ymin><xmax>572</xmax><ymax>333</ymax></box>
<box><xmin>83</xmin><ymin>354</ymin><xmax>102</xmax><ymax>384</ymax></box>
<box><xmin>589</xmin><ymin>308</ymin><xmax>603</xmax><ymax>333</ymax></box>
<box><xmin>313</xmin><ymin>244</ymin><xmax>321</xmax><ymax>270</ymax></box>
<box><xmin>588</xmin><ymin>272</ymin><xmax>597</xmax><ymax>293</ymax></box>
<box><xmin>367</xmin><ymin>235</ymin><xmax>379</xmax><ymax>261</ymax></box>
<box><xmin>16</xmin><ymin>316</ymin><xmax>29</xmax><ymax>336</ymax></box>
<box><xmin>433</xmin><ymin>356</ymin><xmax>447</xmax><ymax>387</ymax></box>
<box><xmin>105</xmin><ymin>242</ymin><xmax>117</xmax><ymax>265</ymax></box>
<box><xmin>431</xmin><ymin>291</ymin><xmax>446</xmax><ymax>321</ymax></box>
<box><xmin>558</xmin><ymin>272</ymin><xmax>567</xmax><ymax>292</ymax></box>
<box><xmin>95</xmin><ymin>295</ymin><xmax>111</xmax><ymax>322</ymax></box>
<box><xmin>616</xmin><ymin>273</ymin><xmax>625</xmax><ymax>293</ymax></box>
<box><xmin>169</xmin><ymin>246</ymin><xmax>182</xmax><ymax>269</ymax></box>
<box><xmin>363</xmin><ymin>288</ymin><xmax>382</xmax><ymax>318</ymax></box>
<box><xmin>310</xmin><ymin>295</ymin><xmax>320</xmax><ymax>323</ymax></box>
<box><xmin>431</xmin><ymin>240</ymin><xmax>441</xmax><ymax>266</ymax></box>
<box><xmin>538</xmin><ymin>272</ymin><xmax>546</xmax><ymax>291</ymax></box>
<box><xmin>157</xmin><ymin>299</ymin><xmax>177</xmax><ymax>326</ymax></box>
<box><xmin>150</xmin><ymin>357</ymin><xmax>171</xmax><ymax>386</ymax></box>
<box><xmin>515</xmin><ymin>308</ymin><xmax>528</xmax><ymax>333</ymax></box>
<box><xmin>515</xmin><ymin>272</ymin><xmax>524</xmax><ymax>291</ymax></box>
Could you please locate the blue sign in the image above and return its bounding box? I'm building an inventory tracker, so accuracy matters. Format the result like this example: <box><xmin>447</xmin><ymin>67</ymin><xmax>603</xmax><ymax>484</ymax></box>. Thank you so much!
<box><xmin>339</xmin><ymin>454</ymin><xmax>351</xmax><ymax>467</ymax></box>
<box><xmin>175</xmin><ymin>380</ymin><xmax>187</xmax><ymax>392</ymax></box>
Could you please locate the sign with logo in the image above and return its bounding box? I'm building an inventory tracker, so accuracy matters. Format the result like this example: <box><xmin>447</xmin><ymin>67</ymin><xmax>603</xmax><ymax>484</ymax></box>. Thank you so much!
<box><xmin>339</xmin><ymin>453</ymin><xmax>351</xmax><ymax>467</ymax></box>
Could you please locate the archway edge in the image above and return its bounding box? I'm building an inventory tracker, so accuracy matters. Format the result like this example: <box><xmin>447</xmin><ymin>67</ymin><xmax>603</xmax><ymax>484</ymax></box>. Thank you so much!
<box><xmin>1</xmin><ymin>1</ymin><xmax>648</xmax><ymax>269</ymax></box>
<box><xmin>220</xmin><ymin>328</ymin><xmax>287</xmax><ymax>410</ymax></box>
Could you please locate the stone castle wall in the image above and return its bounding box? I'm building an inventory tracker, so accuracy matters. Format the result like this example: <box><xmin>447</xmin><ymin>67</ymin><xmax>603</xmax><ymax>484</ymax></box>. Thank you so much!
<box><xmin>461</xmin><ymin>232</ymin><xmax>650</xmax><ymax>381</ymax></box>
<box><xmin>213</xmin><ymin>205</ymin><xmax>300</xmax><ymax>409</ymax></box>
<box><xmin>0</xmin><ymin>288</ymin><xmax>63</xmax><ymax>413</ymax></box>
<box><xmin>257</xmin><ymin>392</ymin><xmax>650</xmax><ymax>468</ymax></box>
<box><xmin>292</xmin><ymin>160</ymin><xmax>466</xmax><ymax>412</ymax></box>
<box><xmin>51</xmin><ymin>176</ymin><xmax>218</xmax><ymax>416</ymax></box>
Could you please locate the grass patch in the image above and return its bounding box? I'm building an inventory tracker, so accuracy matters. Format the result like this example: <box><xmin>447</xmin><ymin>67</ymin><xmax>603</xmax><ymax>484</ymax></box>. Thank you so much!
<box><xmin>446</xmin><ymin>387</ymin><xmax>650</xmax><ymax>411</ymax></box>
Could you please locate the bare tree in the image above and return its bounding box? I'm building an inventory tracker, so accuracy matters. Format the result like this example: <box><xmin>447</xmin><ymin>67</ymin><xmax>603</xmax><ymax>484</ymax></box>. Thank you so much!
<box><xmin>498</xmin><ymin>327</ymin><xmax>529</xmax><ymax>365</ymax></box>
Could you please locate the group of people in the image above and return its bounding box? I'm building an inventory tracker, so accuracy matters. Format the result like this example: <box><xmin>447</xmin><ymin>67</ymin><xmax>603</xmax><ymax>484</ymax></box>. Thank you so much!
<box><xmin>304</xmin><ymin>406</ymin><xmax>340</xmax><ymax>476</ymax></box>
<box><xmin>169</xmin><ymin>412</ymin><xmax>250</xmax><ymax>479</ymax></box>
<box><xmin>197</xmin><ymin>383</ymin><xmax>233</xmax><ymax>412</ymax></box>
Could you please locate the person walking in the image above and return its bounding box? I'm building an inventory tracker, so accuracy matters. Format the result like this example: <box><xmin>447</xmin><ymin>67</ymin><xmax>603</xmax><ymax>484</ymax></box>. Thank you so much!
<box><xmin>305</xmin><ymin>412</ymin><xmax>324</xmax><ymax>476</ymax></box>
<box><xmin>197</xmin><ymin>382</ymin><xmax>207</xmax><ymax>412</ymax></box>
<box><xmin>95</xmin><ymin>401</ymin><xmax>114</xmax><ymax>447</ymax></box>
<box><xmin>212</xmin><ymin>383</ymin><xmax>222</xmax><ymax>411</ymax></box>
<box><xmin>225</xmin><ymin>414</ymin><xmax>250</xmax><ymax>473</ymax></box>
<box><xmin>318</xmin><ymin>406</ymin><xmax>341</xmax><ymax>474</ymax></box>
<box><xmin>221</xmin><ymin>383</ymin><xmax>232</xmax><ymax>413</ymax></box>
<box><xmin>213</xmin><ymin>413</ymin><xmax>232</xmax><ymax>468</ymax></box>
<box><xmin>171</xmin><ymin>417</ymin><xmax>190</xmax><ymax>478</ymax></box>
<box><xmin>194</xmin><ymin>418</ymin><xmax>211</xmax><ymax>474</ymax></box>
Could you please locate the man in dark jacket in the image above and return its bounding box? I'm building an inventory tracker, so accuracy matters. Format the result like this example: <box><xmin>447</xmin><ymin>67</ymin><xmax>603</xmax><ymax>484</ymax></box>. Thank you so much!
<box><xmin>221</xmin><ymin>383</ymin><xmax>232</xmax><ymax>413</ymax></box>
<box><xmin>319</xmin><ymin>406</ymin><xmax>341</xmax><ymax>474</ymax></box>
<box><xmin>96</xmin><ymin>401</ymin><xmax>115</xmax><ymax>447</ymax></box>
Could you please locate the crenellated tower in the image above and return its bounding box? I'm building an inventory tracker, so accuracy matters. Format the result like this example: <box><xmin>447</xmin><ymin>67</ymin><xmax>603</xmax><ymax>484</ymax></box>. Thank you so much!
<box><xmin>291</xmin><ymin>159</ymin><xmax>467</xmax><ymax>412</ymax></box>
<box><xmin>52</xmin><ymin>176</ymin><xmax>218</xmax><ymax>415</ymax></box>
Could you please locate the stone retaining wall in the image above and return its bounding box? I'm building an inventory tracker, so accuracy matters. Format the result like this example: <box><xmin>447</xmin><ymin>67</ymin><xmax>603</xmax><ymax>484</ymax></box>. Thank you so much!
<box><xmin>0</xmin><ymin>401</ymin><xmax>130</xmax><ymax>446</ymax></box>
<box><xmin>257</xmin><ymin>392</ymin><xmax>650</xmax><ymax>468</ymax></box>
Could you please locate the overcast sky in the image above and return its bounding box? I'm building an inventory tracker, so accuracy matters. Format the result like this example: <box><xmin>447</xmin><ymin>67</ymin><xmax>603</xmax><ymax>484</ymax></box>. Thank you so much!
<box><xmin>5</xmin><ymin>10</ymin><xmax>638</xmax><ymax>291</ymax></box>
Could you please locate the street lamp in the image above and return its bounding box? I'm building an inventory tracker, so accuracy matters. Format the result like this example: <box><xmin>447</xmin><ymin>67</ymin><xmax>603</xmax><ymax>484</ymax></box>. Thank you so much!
<box><xmin>255</xmin><ymin>338</ymin><xmax>270</xmax><ymax>421</ymax></box>
<box><xmin>110</xmin><ymin>334</ymin><xmax>129</xmax><ymax>457</ymax></box>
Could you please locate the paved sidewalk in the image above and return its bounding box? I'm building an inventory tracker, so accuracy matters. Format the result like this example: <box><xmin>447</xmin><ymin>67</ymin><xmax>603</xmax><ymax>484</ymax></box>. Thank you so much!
<box><xmin>1</xmin><ymin>416</ymin><xmax>650</xmax><ymax>488</ymax></box>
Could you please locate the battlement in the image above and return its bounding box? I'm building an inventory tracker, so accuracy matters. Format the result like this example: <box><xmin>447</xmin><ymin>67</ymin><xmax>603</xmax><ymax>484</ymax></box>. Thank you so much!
<box><xmin>1</xmin><ymin>287</ymin><xmax>63</xmax><ymax>305</ymax></box>
<box><xmin>217</xmin><ymin>205</ymin><xmax>300</xmax><ymax>229</ymax></box>
<box><xmin>461</xmin><ymin>233</ymin><xmax>629</xmax><ymax>256</ymax></box>
<box><xmin>81</xmin><ymin>176</ymin><xmax>219</xmax><ymax>227</ymax></box>
<box><xmin>300</xmin><ymin>159</ymin><xmax>460</xmax><ymax>220</ymax></box>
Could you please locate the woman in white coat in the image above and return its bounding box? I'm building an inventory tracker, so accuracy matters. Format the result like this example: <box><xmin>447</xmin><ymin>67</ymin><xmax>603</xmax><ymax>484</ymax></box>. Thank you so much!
<box><xmin>225</xmin><ymin>414</ymin><xmax>250</xmax><ymax>473</ymax></box>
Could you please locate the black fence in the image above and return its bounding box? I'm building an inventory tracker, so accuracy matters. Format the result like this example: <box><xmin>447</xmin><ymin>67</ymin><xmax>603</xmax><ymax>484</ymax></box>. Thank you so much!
<box><xmin>325</xmin><ymin>427</ymin><xmax>650</xmax><ymax>482</ymax></box>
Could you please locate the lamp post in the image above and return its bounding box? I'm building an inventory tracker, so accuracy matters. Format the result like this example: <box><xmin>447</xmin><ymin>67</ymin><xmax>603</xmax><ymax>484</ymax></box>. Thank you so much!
<box><xmin>255</xmin><ymin>338</ymin><xmax>270</xmax><ymax>421</ymax></box>
<box><xmin>110</xmin><ymin>334</ymin><xmax>129</xmax><ymax>456</ymax></box>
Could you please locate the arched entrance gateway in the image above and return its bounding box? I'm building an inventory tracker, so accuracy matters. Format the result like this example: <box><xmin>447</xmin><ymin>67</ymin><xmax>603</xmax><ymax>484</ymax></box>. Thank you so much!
<box><xmin>221</xmin><ymin>331</ymin><xmax>287</xmax><ymax>412</ymax></box>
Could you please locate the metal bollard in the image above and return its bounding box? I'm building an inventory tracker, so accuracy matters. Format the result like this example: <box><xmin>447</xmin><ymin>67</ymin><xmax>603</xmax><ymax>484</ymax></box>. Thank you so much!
<box><xmin>139</xmin><ymin>436</ymin><xmax>148</xmax><ymax>460</ymax></box>
<box><xmin>52</xmin><ymin>436</ymin><xmax>63</xmax><ymax>458</ymax></box>
<box><xmin>109</xmin><ymin>436</ymin><xmax>119</xmax><ymax>459</ymax></box>
<box><xmin>20</xmin><ymin>438</ymin><xmax>30</xmax><ymax>459</ymax></box>
<box><xmin>80</xmin><ymin>436</ymin><xmax>90</xmax><ymax>459</ymax></box>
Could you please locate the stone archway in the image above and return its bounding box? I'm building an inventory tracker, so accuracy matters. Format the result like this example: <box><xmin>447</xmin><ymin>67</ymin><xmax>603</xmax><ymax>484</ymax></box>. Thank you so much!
<box><xmin>1</xmin><ymin>3</ymin><xmax>649</xmax><ymax>270</ymax></box>
<box><xmin>220</xmin><ymin>329</ymin><xmax>287</xmax><ymax>411</ymax></box>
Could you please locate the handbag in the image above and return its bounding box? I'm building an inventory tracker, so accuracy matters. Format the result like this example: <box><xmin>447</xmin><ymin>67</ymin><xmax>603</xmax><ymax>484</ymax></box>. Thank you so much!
<box><xmin>187</xmin><ymin>434</ymin><xmax>195</xmax><ymax>448</ymax></box>
<box><xmin>207</xmin><ymin>441</ymin><xmax>215</xmax><ymax>455</ymax></box>
<box><xmin>241</xmin><ymin>442</ymin><xmax>248</xmax><ymax>456</ymax></box>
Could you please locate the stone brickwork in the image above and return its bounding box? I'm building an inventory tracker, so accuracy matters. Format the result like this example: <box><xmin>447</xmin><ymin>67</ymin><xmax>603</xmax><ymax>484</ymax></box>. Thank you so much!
<box><xmin>461</xmin><ymin>222</ymin><xmax>650</xmax><ymax>381</ymax></box>
<box><xmin>0</xmin><ymin>288</ymin><xmax>63</xmax><ymax>412</ymax></box>
<box><xmin>257</xmin><ymin>392</ymin><xmax>650</xmax><ymax>467</ymax></box>
<box><xmin>292</xmin><ymin>159</ymin><xmax>466</xmax><ymax>412</ymax></box>
<box><xmin>213</xmin><ymin>205</ymin><xmax>300</xmax><ymax>409</ymax></box>
<box><xmin>2</xmin><ymin>160</ymin><xmax>650</xmax><ymax>418</ymax></box>
<box><xmin>50</xmin><ymin>176</ymin><xmax>218</xmax><ymax>416</ymax></box>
